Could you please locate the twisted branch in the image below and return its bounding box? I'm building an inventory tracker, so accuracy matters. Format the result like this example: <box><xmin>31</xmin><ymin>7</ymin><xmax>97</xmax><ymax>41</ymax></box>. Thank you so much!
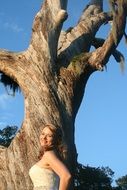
<box><xmin>88</xmin><ymin>0</ymin><xmax>127</xmax><ymax>71</ymax></box>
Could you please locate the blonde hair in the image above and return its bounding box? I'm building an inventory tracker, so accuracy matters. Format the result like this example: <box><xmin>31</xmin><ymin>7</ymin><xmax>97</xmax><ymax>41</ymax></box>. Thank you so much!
<box><xmin>38</xmin><ymin>124</ymin><xmax>67</xmax><ymax>161</ymax></box>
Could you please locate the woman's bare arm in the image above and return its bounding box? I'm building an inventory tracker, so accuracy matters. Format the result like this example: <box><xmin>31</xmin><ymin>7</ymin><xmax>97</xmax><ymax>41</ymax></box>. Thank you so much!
<box><xmin>44</xmin><ymin>150</ymin><xmax>71</xmax><ymax>190</ymax></box>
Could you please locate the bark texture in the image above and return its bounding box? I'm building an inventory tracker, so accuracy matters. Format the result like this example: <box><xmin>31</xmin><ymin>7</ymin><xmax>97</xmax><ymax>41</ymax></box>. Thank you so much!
<box><xmin>0</xmin><ymin>0</ymin><xmax>127</xmax><ymax>189</ymax></box>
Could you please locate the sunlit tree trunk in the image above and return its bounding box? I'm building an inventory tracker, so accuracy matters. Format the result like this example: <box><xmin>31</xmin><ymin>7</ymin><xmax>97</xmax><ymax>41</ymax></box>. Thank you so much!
<box><xmin>0</xmin><ymin>0</ymin><xmax>126</xmax><ymax>189</ymax></box>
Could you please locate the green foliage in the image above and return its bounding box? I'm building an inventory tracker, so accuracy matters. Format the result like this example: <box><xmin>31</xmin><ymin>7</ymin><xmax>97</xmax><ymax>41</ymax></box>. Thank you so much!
<box><xmin>68</xmin><ymin>52</ymin><xmax>91</xmax><ymax>75</ymax></box>
<box><xmin>74</xmin><ymin>163</ymin><xmax>114</xmax><ymax>190</ymax></box>
<box><xmin>115</xmin><ymin>175</ymin><xmax>127</xmax><ymax>190</ymax></box>
<box><xmin>112</xmin><ymin>187</ymin><xmax>122</xmax><ymax>190</ymax></box>
<box><xmin>0</xmin><ymin>125</ymin><xmax>18</xmax><ymax>147</ymax></box>
<box><xmin>74</xmin><ymin>163</ymin><xmax>127</xmax><ymax>190</ymax></box>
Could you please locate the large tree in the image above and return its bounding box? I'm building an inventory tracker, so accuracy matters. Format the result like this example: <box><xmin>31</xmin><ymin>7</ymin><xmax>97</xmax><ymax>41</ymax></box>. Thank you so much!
<box><xmin>75</xmin><ymin>164</ymin><xmax>114</xmax><ymax>190</ymax></box>
<box><xmin>115</xmin><ymin>175</ymin><xmax>127</xmax><ymax>190</ymax></box>
<box><xmin>0</xmin><ymin>0</ymin><xmax>127</xmax><ymax>189</ymax></box>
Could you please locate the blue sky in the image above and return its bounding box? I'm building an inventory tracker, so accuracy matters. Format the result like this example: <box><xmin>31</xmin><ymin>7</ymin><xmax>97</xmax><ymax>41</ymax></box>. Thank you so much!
<box><xmin>0</xmin><ymin>0</ymin><xmax>127</xmax><ymax>185</ymax></box>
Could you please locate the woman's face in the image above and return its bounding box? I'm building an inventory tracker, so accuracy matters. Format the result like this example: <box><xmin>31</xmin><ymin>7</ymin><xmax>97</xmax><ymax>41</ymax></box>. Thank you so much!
<box><xmin>40</xmin><ymin>127</ymin><xmax>54</xmax><ymax>147</ymax></box>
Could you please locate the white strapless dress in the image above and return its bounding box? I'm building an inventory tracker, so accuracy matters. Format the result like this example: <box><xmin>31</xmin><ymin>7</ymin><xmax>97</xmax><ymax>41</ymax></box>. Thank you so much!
<box><xmin>29</xmin><ymin>164</ymin><xmax>59</xmax><ymax>190</ymax></box>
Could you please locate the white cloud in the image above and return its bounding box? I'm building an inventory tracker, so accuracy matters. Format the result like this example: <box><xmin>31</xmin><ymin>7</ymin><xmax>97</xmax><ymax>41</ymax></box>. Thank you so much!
<box><xmin>0</xmin><ymin>94</ymin><xmax>11</xmax><ymax>109</ymax></box>
<box><xmin>0</xmin><ymin>10</ymin><xmax>24</xmax><ymax>34</ymax></box>
<box><xmin>4</xmin><ymin>22</ymin><xmax>24</xmax><ymax>33</ymax></box>
<box><xmin>0</xmin><ymin>112</ymin><xmax>15</xmax><ymax>129</ymax></box>
<box><xmin>0</xmin><ymin>121</ymin><xmax>7</xmax><ymax>129</ymax></box>
<box><xmin>0</xmin><ymin>121</ymin><xmax>6</xmax><ymax>125</ymax></box>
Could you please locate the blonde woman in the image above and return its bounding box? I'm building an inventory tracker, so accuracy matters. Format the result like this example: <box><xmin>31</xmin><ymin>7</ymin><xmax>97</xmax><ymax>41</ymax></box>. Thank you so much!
<box><xmin>29</xmin><ymin>124</ymin><xmax>71</xmax><ymax>190</ymax></box>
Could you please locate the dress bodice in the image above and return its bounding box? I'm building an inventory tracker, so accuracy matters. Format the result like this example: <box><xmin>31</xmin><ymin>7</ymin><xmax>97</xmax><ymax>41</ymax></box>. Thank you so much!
<box><xmin>29</xmin><ymin>164</ymin><xmax>59</xmax><ymax>190</ymax></box>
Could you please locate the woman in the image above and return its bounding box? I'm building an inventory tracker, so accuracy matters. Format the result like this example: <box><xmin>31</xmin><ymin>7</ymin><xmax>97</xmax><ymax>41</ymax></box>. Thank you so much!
<box><xmin>29</xmin><ymin>124</ymin><xmax>71</xmax><ymax>190</ymax></box>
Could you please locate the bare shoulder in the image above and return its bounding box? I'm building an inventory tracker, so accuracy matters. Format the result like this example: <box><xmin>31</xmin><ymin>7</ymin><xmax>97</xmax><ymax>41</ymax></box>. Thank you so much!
<box><xmin>43</xmin><ymin>150</ymin><xmax>57</xmax><ymax>159</ymax></box>
<box><xmin>43</xmin><ymin>150</ymin><xmax>71</xmax><ymax>179</ymax></box>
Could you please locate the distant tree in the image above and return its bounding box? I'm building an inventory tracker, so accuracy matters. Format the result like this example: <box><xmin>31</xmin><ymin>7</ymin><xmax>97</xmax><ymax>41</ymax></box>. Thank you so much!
<box><xmin>115</xmin><ymin>175</ymin><xmax>127</xmax><ymax>190</ymax></box>
<box><xmin>112</xmin><ymin>187</ymin><xmax>121</xmax><ymax>190</ymax></box>
<box><xmin>0</xmin><ymin>126</ymin><xmax>18</xmax><ymax>147</ymax></box>
<box><xmin>75</xmin><ymin>163</ymin><xmax>114</xmax><ymax>190</ymax></box>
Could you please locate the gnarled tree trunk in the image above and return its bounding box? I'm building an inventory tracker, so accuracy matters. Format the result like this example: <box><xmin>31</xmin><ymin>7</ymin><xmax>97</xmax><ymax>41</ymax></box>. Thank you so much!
<box><xmin>0</xmin><ymin>0</ymin><xmax>127</xmax><ymax>189</ymax></box>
